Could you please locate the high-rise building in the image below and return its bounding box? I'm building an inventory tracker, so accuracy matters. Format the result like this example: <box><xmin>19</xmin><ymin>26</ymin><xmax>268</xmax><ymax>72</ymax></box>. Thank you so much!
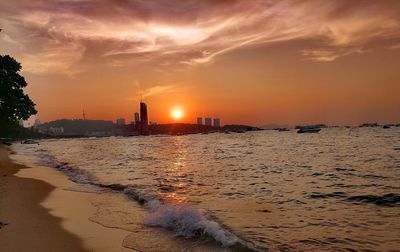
<box><xmin>213</xmin><ymin>118</ymin><xmax>221</xmax><ymax>127</ymax></box>
<box><xmin>140</xmin><ymin>102</ymin><xmax>149</xmax><ymax>135</ymax></box>
<box><xmin>134</xmin><ymin>112</ymin><xmax>140</xmax><ymax>125</ymax></box>
<box><xmin>205</xmin><ymin>117</ymin><xmax>212</xmax><ymax>126</ymax></box>
<box><xmin>116</xmin><ymin>118</ymin><xmax>126</xmax><ymax>126</ymax></box>
<box><xmin>197</xmin><ymin>117</ymin><xmax>203</xmax><ymax>125</ymax></box>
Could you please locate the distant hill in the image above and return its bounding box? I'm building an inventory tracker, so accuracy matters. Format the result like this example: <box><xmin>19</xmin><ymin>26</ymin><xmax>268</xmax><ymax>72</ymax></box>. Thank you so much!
<box><xmin>39</xmin><ymin>119</ymin><xmax>115</xmax><ymax>135</ymax></box>
<box><xmin>38</xmin><ymin>120</ymin><xmax>264</xmax><ymax>136</ymax></box>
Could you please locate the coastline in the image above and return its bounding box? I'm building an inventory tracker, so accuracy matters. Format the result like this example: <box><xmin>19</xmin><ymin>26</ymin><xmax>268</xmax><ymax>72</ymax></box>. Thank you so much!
<box><xmin>0</xmin><ymin>145</ymin><xmax>132</xmax><ymax>252</ymax></box>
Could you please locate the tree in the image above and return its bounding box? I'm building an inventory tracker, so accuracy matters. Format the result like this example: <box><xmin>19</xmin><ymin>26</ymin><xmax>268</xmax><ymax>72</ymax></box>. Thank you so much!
<box><xmin>0</xmin><ymin>55</ymin><xmax>37</xmax><ymax>125</ymax></box>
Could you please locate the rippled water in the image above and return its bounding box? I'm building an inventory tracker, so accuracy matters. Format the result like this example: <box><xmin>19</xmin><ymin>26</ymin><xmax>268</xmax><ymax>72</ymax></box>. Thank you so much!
<box><xmin>12</xmin><ymin>128</ymin><xmax>400</xmax><ymax>251</ymax></box>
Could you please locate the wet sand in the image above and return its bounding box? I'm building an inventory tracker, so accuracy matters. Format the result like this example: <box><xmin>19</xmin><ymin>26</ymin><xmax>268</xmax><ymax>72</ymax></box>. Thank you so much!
<box><xmin>0</xmin><ymin>145</ymin><xmax>131</xmax><ymax>252</ymax></box>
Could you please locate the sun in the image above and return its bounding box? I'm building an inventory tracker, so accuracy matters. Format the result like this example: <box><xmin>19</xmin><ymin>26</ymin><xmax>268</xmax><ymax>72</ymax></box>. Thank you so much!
<box><xmin>171</xmin><ymin>108</ymin><xmax>184</xmax><ymax>120</ymax></box>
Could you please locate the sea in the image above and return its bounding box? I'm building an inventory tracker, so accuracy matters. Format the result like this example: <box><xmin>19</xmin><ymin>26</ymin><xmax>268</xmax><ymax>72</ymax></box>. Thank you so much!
<box><xmin>11</xmin><ymin>127</ymin><xmax>400</xmax><ymax>251</ymax></box>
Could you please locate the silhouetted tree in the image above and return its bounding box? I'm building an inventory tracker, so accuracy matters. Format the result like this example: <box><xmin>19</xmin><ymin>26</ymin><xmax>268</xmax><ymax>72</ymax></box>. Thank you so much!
<box><xmin>0</xmin><ymin>55</ymin><xmax>37</xmax><ymax>125</ymax></box>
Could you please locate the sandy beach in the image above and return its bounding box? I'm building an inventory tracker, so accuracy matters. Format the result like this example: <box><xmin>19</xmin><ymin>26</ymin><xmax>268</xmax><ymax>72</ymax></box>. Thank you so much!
<box><xmin>0</xmin><ymin>145</ymin><xmax>131</xmax><ymax>252</ymax></box>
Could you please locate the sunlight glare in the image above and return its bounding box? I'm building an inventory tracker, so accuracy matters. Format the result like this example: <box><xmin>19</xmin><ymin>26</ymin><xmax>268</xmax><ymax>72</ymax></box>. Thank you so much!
<box><xmin>171</xmin><ymin>108</ymin><xmax>184</xmax><ymax>120</ymax></box>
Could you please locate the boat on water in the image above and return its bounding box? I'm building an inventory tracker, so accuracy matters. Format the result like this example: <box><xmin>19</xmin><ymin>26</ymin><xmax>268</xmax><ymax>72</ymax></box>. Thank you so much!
<box><xmin>0</xmin><ymin>138</ymin><xmax>12</xmax><ymax>146</ymax></box>
<box><xmin>21</xmin><ymin>139</ymin><xmax>40</xmax><ymax>144</ymax></box>
<box><xmin>276</xmin><ymin>128</ymin><xmax>289</xmax><ymax>132</ymax></box>
<box><xmin>297</xmin><ymin>128</ymin><xmax>321</xmax><ymax>134</ymax></box>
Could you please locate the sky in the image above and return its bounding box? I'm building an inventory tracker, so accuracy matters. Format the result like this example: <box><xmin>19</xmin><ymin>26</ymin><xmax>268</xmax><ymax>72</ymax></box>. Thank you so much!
<box><xmin>1</xmin><ymin>0</ymin><xmax>400</xmax><ymax>126</ymax></box>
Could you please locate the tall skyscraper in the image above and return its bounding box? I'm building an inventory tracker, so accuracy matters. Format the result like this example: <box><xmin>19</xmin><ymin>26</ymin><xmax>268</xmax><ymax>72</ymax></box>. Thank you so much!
<box><xmin>197</xmin><ymin>117</ymin><xmax>203</xmax><ymax>125</ymax></box>
<box><xmin>205</xmin><ymin>117</ymin><xmax>212</xmax><ymax>126</ymax></box>
<box><xmin>140</xmin><ymin>102</ymin><xmax>149</xmax><ymax>135</ymax></box>
<box><xmin>134</xmin><ymin>112</ymin><xmax>140</xmax><ymax>125</ymax></box>
<box><xmin>213</xmin><ymin>118</ymin><xmax>221</xmax><ymax>127</ymax></box>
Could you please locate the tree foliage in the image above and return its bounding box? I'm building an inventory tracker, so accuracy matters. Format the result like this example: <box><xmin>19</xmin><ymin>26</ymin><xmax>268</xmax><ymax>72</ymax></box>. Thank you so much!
<box><xmin>0</xmin><ymin>55</ymin><xmax>37</xmax><ymax>124</ymax></box>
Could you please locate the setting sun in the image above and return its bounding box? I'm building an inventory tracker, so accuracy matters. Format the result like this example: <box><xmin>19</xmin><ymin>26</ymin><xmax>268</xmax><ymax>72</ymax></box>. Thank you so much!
<box><xmin>171</xmin><ymin>108</ymin><xmax>184</xmax><ymax>120</ymax></box>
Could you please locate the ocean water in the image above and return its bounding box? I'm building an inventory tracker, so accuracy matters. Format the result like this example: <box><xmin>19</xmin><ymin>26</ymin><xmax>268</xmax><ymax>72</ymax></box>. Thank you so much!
<box><xmin>12</xmin><ymin>127</ymin><xmax>400</xmax><ymax>251</ymax></box>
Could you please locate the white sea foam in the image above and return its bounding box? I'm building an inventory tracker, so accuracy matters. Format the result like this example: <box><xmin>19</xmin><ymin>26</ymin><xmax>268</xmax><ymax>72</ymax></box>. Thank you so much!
<box><xmin>144</xmin><ymin>201</ymin><xmax>241</xmax><ymax>247</ymax></box>
<box><xmin>123</xmin><ymin>187</ymin><xmax>251</xmax><ymax>248</ymax></box>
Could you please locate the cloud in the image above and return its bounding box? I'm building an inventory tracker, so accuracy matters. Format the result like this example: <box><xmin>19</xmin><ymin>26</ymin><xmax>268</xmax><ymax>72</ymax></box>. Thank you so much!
<box><xmin>127</xmin><ymin>85</ymin><xmax>176</xmax><ymax>101</ymax></box>
<box><xmin>389</xmin><ymin>43</ymin><xmax>400</xmax><ymax>49</ymax></box>
<box><xmin>1</xmin><ymin>0</ymin><xmax>400</xmax><ymax>73</ymax></box>
<box><xmin>20</xmin><ymin>41</ymin><xmax>85</xmax><ymax>75</ymax></box>
<box><xmin>142</xmin><ymin>85</ymin><xmax>176</xmax><ymax>98</ymax></box>
<box><xmin>301</xmin><ymin>47</ymin><xmax>364</xmax><ymax>62</ymax></box>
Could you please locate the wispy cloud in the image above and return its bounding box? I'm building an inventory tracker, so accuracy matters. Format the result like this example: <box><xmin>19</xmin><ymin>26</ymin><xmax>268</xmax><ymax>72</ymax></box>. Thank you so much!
<box><xmin>127</xmin><ymin>85</ymin><xmax>176</xmax><ymax>101</ymax></box>
<box><xmin>301</xmin><ymin>47</ymin><xmax>364</xmax><ymax>62</ymax></box>
<box><xmin>142</xmin><ymin>85</ymin><xmax>176</xmax><ymax>98</ymax></box>
<box><xmin>389</xmin><ymin>43</ymin><xmax>400</xmax><ymax>49</ymax></box>
<box><xmin>1</xmin><ymin>0</ymin><xmax>399</xmax><ymax>74</ymax></box>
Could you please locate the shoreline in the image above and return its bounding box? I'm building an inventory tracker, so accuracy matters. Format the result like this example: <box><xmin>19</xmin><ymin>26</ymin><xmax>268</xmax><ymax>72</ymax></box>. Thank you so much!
<box><xmin>2</xmin><ymin>143</ymin><xmax>247</xmax><ymax>252</ymax></box>
<box><xmin>0</xmin><ymin>145</ymin><xmax>132</xmax><ymax>252</ymax></box>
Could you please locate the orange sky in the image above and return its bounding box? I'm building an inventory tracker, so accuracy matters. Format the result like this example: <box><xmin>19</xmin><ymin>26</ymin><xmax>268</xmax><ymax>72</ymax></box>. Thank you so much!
<box><xmin>1</xmin><ymin>0</ymin><xmax>400</xmax><ymax>126</ymax></box>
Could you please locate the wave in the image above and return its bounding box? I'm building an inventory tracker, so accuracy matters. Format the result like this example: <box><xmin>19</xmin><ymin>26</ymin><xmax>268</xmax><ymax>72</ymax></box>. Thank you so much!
<box><xmin>33</xmin><ymin>150</ymin><xmax>259</xmax><ymax>251</ymax></box>
<box><xmin>124</xmin><ymin>187</ymin><xmax>258</xmax><ymax>251</ymax></box>
<box><xmin>308</xmin><ymin>192</ymin><xmax>347</xmax><ymax>199</ymax></box>
<box><xmin>36</xmin><ymin>152</ymin><xmax>94</xmax><ymax>184</ymax></box>
<box><xmin>28</xmin><ymin>148</ymin><xmax>259</xmax><ymax>250</ymax></box>
<box><xmin>308</xmin><ymin>190</ymin><xmax>400</xmax><ymax>207</ymax></box>
<box><xmin>346</xmin><ymin>193</ymin><xmax>400</xmax><ymax>207</ymax></box>
<box><xmin>145</xmin><ymin>202</ymin><xmax>238</xmax><ymax>246</ymax></box>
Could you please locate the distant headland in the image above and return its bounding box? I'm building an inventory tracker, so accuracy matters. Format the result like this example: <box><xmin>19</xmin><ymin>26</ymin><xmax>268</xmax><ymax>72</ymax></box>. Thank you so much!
<box><xmin>34</xmin><ymin>119</ymin><xmax>263</xmax><ymax>137</ymax></box>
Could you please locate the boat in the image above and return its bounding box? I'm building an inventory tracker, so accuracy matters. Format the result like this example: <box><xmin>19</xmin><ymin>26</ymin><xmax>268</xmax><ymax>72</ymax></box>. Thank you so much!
<box><xmin>0</xmin><ymin>138</ymin><xmax>12</xmax><ymax>146</ymax></box>
<box><xmin>297</xmin><ymin>128</ymin><xmax>321</xmax><ymax>134</ymax></box>
<box><xmin>21</xmin><ymin>139</ymin><xmax>40</xmax><ymax>144</ymax></box>
<box><xmin>276</xmin><ymin>128</ymin><xmax>289</xmax><ymax>132</ymax></box>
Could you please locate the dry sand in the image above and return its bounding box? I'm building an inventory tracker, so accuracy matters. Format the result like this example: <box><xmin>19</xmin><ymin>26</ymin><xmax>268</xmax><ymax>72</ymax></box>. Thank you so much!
<box><xmin>0</xmin><ymin>145</ymin><xmax>132</xmax><ymax>252</ymax></box>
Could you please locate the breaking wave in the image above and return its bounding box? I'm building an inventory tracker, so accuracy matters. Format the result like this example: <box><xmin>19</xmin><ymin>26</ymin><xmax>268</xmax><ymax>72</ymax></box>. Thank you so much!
<box><xmin>123</xmin><ymin>187</ymin><xmax>257</xmax><ymax>250</ymax></box>
<box><xmin>34</xmin><ymin>151</ymin><xmax>258</xmax><ymax>251</ymax></box>
<box><xmin>144</xmin><ymin>202</ymin><xmax>239</xmax><ymax>246</ymax></box>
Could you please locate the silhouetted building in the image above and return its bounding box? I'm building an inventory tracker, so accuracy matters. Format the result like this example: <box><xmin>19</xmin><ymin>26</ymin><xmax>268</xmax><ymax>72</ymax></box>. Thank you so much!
<box><xmin>134</xmin><ymin>112</ymin><xmax>140</xmax><ymax>125</ymax></box>
<box><xmin>197</xmin><ymin>117</ymin><xmax>203</xmax><ymax>125</ymax></box>
<box><xmin>116</xmin><ymin>118</ymin><xmax>126</xmax><ymax>126</ymax></box>
<box><xmin>140</xmin><ymin>102</ymin><xmax>149</xmax><ymax>135</ymax></box>
<box><xmin>213</xmin><ymin>118</ymin><xmax>221</xmax><ymax>127</ymax></box>
<box><xmin>33</xmin><ymin>118</ymin><xmax>41</xmax><ymax>128</ymax></box>
<box><xmin>133</xmin><ymin>112</ymin><xmax>140</xmax><ymax>131</ymax></box>
<box><xmin>205</xmin><ymin>117</ymin><xmax>212</xmax><ymax>126</ymax></box>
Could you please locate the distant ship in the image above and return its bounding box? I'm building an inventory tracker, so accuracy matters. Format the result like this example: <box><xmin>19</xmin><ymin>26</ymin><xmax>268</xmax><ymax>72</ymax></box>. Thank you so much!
<box><xmin>297</xmin><ymin>128</ymin><xmax>321</xmax><ymax>134</ymax></box>
<box><xmin>21</xmin><ymin>139</ymin><xmax>40</xmax><ymax>144</ymax></box>
<box><xmin>276</xmin><ymin>128</ymin><xmax>289</xmax><ymax>132</ymax></box>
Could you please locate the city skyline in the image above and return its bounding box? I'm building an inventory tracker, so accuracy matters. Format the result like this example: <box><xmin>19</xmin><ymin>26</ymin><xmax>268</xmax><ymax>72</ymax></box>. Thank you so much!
<box><xmin>1</xmin><ymin>0</ymin><xmax>400</xmax><ymax>126</ymax></box>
